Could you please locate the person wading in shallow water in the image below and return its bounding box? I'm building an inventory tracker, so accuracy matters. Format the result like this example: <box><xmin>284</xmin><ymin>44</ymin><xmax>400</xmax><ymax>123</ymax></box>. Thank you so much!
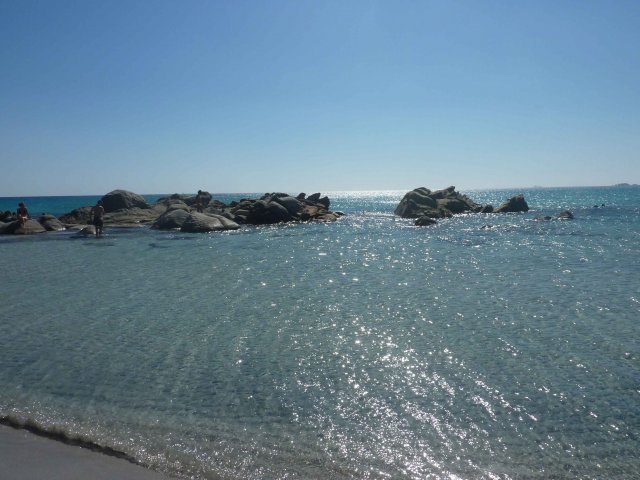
<box><xmin>17</xmin><ymin>202</ymin><xmax>29</xmax><ymax>227</ymax></box>
<box><xmin>91</xmin><ymin>200</ymin><xmax>105</xmax><ymax>238</ymax></box>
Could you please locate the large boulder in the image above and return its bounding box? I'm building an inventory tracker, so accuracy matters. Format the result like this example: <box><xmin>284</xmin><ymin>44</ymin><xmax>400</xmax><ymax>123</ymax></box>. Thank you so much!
<box><xmin>38</xmin><ymin>214</ymin><xmax>66</xmax><ymax>231</ymax></box>
<box><xmin>0</xmin><ymin>219</ymin><xmax>46</xmax><ymax>235</ymax></box>
<box><xmin>101</xmin><ymin>190</ymin><xmax>151</xmax><ymax>212</ymax></box>
<box><xmin>246</xmin><ymin>200</ymin><xmax>295</xmax><ymax>224</ymax></box>
<box><xmin>59</xmin><ymin>206</ymin><xmax>93</xmax><ymax>225</ymax></box>
<box><xmin>103</xmin><ymin>207</ymin><xmax>159</xmax><ymax>226</ymax></box>
<box><xmin>152</xmin><ymin>209</ymin><xmax>191</xmax><ymax>230</ymax></box>
<box><xmin>180</xmin><ymin>213</ymin><xmax>240</xmax><ymax>233</ymax></box>
<box><xmin>395</xmin><ymin>186</ymin><xmax>490</xmax><ymax>218</ymax></box>
<box><xmin>495</xmin><ymin>194</ymin><xmax>529</xmax><ymax>213</ymax></box>
<box><xmin>272</xmin><ymin>195</ymin><xmax>304</xmax><ymax>216</ymax></box>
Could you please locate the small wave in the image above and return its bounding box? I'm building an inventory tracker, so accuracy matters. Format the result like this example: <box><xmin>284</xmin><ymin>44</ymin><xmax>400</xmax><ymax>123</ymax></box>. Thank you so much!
<box><xmin>0</xmin><ymin>415</ymin><xmax>138</xmax><ymax>464</ymax></box>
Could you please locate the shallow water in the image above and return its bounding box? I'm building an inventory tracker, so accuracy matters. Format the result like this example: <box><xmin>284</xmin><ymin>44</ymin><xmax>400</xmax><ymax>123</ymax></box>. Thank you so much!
<box><xmin>1</xmin><ymin>187</ymin><xmax>639</xmax><ymax>479</ymax></box>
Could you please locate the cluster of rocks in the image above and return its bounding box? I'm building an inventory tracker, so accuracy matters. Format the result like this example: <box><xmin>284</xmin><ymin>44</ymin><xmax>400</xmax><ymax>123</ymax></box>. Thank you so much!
<box><xmin>395</xmin><ymin>186</ymin><xmax>530</xmax><ymax>226</ymax></box>
<box><xmin>1</xmin><ymin>189</ymin><xmax>343</xmax><ymax>235</ymax></box>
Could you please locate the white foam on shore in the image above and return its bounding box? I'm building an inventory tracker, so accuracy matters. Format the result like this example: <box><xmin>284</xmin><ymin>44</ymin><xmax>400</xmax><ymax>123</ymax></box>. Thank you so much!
<box><xmin>0</xmin><ymin>425</ymin><xmax>172</xmax><ymax>480</ymax></box>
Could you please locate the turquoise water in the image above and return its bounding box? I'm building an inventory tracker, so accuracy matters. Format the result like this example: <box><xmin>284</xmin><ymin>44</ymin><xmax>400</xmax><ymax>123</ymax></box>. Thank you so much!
<box><xmin>1</xmin><ymin>187</ymin><xmax>639</xmax><ymax>479</ymax></box>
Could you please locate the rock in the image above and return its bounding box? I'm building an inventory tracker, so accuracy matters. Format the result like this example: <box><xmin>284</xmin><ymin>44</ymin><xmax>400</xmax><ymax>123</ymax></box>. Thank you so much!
<box><xmin>153</xmin><ymin>197</ymin><xmax>190</xmax><ymax>214</ymax></box>
<box><xmin>180</xmin><ymin>213</ymin><xmax>240</xmax><ymax>233</ymax></box>
<box><xmin>558</xmin><ymin>210</ymin><xmax>574</xmax><ymax>220</ymax></box>
<box><xmin>415</xmin><ymin>216</ymin><xmax>437</xmax><ymax>226</ymax></box>
<box><xmin>101</xmin><ymin>190</ymin><xmax>151</xmax><ymax>212</ymax></box>
<box><xmin>152</xmin><ymin>209</ymin><xmax>191</xmax><ymax>230</ymax></box>
<box><xmin>246</xmin><ymin>200</ymin><xmax>295</xmax><ymax>224</ymax></box>
<box><xmin>318</xmin><ymin>196</ymin><xmax>330</xmax><ymax>209</ymax></box>
<box><xmin>395</xmin><ymin>186</ymin><xmax>490</xmax><ymax>219</ymax></box>
<box><xmin>103</xmin><ymin>207</ymin><xmax>159</xmax><ymax>226</ymax></box>
<box><xmin>495</xmin><ymin>194</ymin><xmax>529</xmax><ymax>213</ymax></box>
<box><xmin>436</xmin><ymin>197</ymin><xmax>471</xmax><ymax>214</ymax></box>
<box><xmin>272</xmin><ymin>196</ymin><xmax>304</xmax><ymax>216</ymax></box>
<box><xmin>0</xmin><ymin>211</ymin><xmax>14</xmax><ymax>222</ymax></box>
<box><xmin>0</xmin><ymin>219</ymin><xmax>47</xmax><ymax>234</ymax></box>
<box><xmin>59</xmin><ymin>206</ymin><xmax>93</xmax><ymax>225</ymax></box>
<box><xmin>38</xmin><ymin>214</ymin><xmax>66</xmax><ymax>231</ymax></box>
<box><xmin>306</xmin><ymin>193</ymin><xmax>322</xmax><ymax>203</ymax></box>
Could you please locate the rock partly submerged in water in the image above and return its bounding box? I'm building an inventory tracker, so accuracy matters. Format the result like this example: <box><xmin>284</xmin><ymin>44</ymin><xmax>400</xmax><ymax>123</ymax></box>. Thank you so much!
<box><xmin>396</xmin><ymin>187</ymin><xmax>533</xmax><ymax>226</ymax></box>
<box><xmin>395</xmin><ymin>186</ymin><xmax>494</xmax><ymax>222</ymax></box>
<box><xmin>495</xmin><ymin>194</ymin><xmax>529</xmax><ymax>213</ymax></box>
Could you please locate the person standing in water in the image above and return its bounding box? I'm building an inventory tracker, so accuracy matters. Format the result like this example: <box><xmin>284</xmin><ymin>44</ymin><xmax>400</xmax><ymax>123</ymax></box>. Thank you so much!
<box><xmin>91</xmin><ymin>200</ymin><xmax>105</xmax><ymax>238</ymax></box>
<box><xmin>17</xmin><ymin>202</ymin><xmax>29</xmax><ymax>226</ymax></box>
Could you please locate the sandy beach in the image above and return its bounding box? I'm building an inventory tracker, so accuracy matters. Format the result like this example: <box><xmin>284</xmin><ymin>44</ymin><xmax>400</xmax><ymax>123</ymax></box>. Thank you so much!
<box><xmin>0</xmin><ymin>425</ymin><xmax>172</xmax><ymax>480</ymax></box>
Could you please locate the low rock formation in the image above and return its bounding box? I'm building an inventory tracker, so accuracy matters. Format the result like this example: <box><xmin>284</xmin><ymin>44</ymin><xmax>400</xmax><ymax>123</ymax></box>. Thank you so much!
<box><xmin>38</xmin><ymin>214</ymin><xmax>66</xmax><ymax>231</ymax></box>
<box><xmin>0</xmin><ymin>219</ymin><xmax>47</xmax><ymax>234</ymax></box>
<box><xmin>180</xmin><ymin>212</ymin><xmax>240</xmax><ymax>233</ymax></box>
<box><xmin>395</xmin><ymin>186</ymin><xmax>493</xmax><ymax>220</ymax></box>
<box><xmin>495</xmin><ymin>194</ymin><xmax>529</xmax><ymax>213</ymax></box>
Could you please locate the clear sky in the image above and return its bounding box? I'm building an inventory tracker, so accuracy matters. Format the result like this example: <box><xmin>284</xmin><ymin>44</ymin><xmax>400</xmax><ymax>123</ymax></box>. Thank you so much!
<box><xmin>1</xmin><ymin>0</ymin><xmax>639</xmax><ymax>196</ymax></box>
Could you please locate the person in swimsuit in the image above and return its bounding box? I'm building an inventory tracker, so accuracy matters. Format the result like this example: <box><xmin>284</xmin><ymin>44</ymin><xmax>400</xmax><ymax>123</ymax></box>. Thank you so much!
<box><xmin>17</xmin><ymin>202</ymin><xmax>29</xmax><ymax>226</ymax></box>
<box><xmin>91</xmin><ymin>200</ymin><xmax>105</xmax><ymax>238</ymax></box>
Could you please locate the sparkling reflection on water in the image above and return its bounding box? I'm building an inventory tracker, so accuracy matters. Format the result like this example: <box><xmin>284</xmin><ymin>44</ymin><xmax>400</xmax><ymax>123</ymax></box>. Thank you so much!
<box><xmin>1</xmin><ymin>189</ymin><xmax>639</xmax><ymax>479</ymax></box>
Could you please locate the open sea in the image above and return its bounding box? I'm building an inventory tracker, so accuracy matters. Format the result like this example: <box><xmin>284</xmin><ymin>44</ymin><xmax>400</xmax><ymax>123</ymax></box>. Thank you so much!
<box><xmin>1</xmin><ymin>187</ymin><xmax>639</xmax><ymax>479</ymax></box>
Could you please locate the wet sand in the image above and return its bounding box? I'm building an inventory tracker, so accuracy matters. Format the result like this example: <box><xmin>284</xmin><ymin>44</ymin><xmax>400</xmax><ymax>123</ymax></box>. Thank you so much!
<box><xmin>0</xmin><ymin>424</ymin><xmax>172</xmax><ymax>480</ymax></box>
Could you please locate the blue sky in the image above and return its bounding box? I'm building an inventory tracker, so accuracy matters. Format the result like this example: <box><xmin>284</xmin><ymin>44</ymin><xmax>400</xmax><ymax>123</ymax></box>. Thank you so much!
<box><xmin>1</xmin><ymin>0</ymin><xmax>639</xmax><ymax>195</ymax></box>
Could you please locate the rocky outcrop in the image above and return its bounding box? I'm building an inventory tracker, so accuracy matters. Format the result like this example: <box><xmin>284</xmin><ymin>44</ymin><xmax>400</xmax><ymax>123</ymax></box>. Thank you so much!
<box><xmin>180</xmin><ymin>213</ymin><xmax>240</xmax><ymax>233</ymax></box>
<box><xmin>38</xmin><ymin>214</ymin><xmax>66</xmax><ymax>231</ymax></box>
<box><xmin>59</xmin><ymin>206</ymin><xmax>93</xmax><ymax>225</ymax></box>
<box><xmin>495</xmin><ymin>195</ymin><xmax>529</xmax><ymax>213</ymax></box>
<box><xmin>0</xmin><ymin>219</ymin><xmax>47</xmax><ymax>234</ymax></box>
<box><xmin>151</xmin><ymin>209</ymin><xmax>191</xmax><ymax>230</ymax></box>
<box><xmin>103</xmin><ymin>207</ymin><xmax>158</xmax><ymax>226</ymax></box>
<box><xmin>395</xmin><ymin>186</ymin><xmax>492</xmax><ymax>219</ymax></box>
<box><xmin>228</xmin><ymin>192</ymin><xmax>340</xmax><ymax>225</ymax></box>
<box><xmin>102</xmin><ymin>190</ymin><xmax>151</xmax><ymax>212</ymax></box>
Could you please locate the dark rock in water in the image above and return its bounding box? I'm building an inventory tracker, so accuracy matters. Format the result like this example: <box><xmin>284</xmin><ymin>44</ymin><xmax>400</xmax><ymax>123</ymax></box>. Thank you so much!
<box><xmin>415</xmin><ymin>216</ymin><xmax>437</xmax><ymax>226</ymax></box>
<box><xmin>102</xmin><ymin>189</ymin><xmax>151</xmax><ymax>212</ymax></box>
<box><xmin>59</xmin><ymin>206</ymin><xmax>93</xmax><ymax>225</ymax></box>
<box><xmin>318</xmin><ymin>196</ymin><xmax>330</xmax><ymax>209</ymax></box>
<box><xmin>495</xmin><ymin>194</ymin><xmax>529</xmax><ymax>213</ymax></box>
<box><xmin>306</xmin><ymin>193</ymin><xmax>322</xmax><ymax>203</ymax></box>
<box><xmin>0</xmin><ymin>211</ymin><xmax>14</xmax><ymax>222</ymax></box>
<box><xmin>246</xmin><ymin>199</ymin><xmax>295</xmax><ymax>224</ymax></box>
<box><xmin>152</xmin><ymin>209</ymin><xmax>191</xmax><ymax>230</ymax></box>
<box><xmin>103</xmin><ymin>207</ymin><xmax>159</xmax><ymax>226</ymax></box>
<box><xmin>38</xmin><ymin>214</ymin><xmax>66</xmax><ymax>231</ymax></box>
<box><xmin>395</xmin><ymin>186</ymin><xmax>492</xmax><ymax>218</ymax></box>
<box><xmin>296</xmin><ymin>193</ymin><xmax>306</xmax><ymax>200</ymax></box>
<box><xmin>272</xmin><ymin>195</ymin><xmax>304</xmax><ymax>216</ymax></box>
<box><xmin>558</xmin><ymin>210</ymin><xmax>574</xmax><ymax>220</ymax></box>
<box><xmin>180</xmin><ymin>212</ymin><xmax>240</xmax><ymax>233</ymax></box>
<box><xmin>0</xmin><ymin>219</ymin><xmax>47</xmax><ymax>234</ymax></box>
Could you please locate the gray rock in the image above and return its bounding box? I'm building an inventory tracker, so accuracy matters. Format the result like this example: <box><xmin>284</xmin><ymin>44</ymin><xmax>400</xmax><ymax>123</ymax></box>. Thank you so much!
<box><xmin>59</xmin><ymin>206</ymin><xmax>93</xmax><ymax>225</ymax></box>
<box><xmin>415</xmin><ymin>216</ymin><xmax>438</xmax><ymax>226</ymax></box>
<box><xmin>152</xmin><ymin>209</ymin><xmax>191</xmax><ymax>229</ymax></box>
<box><xmin>306</xmin><ymin>193</ymin><xmax>322</xmax><ymax>203</ymax></box>
<box><xmin>102</xmin><ymin>190</ymin><xmax>151</xmax><ymax>212</ymax></box>
<box><xmin>558</xmin><ymin>210</ymin><xmax>574</xmax><ymax>220</ymax></box>
<box><xmin>273</xmin><ymin>196</ymin><xmax>304</xmax><ymax>216</ymax></box>
<box><xmin>103</xmin><ymin>207</ymin><xmax>159</xmax><ymax>226</ymax></box>
<box><xmin>495</xmin><ymin>194</ymin><xmax>529</xmax><ymax>213</ymax></box>
<box><xmin>180</xmin><ymin>213</ymin><xmax>240</xmax><ymax>233</ymax></box>
<box><xmin>0</xmin><ymin>219</ymin><xmax>47</xmax><ymax>235</ymax></box>
<box><xmin>246</xmin><ymin>200</ymin><xmax>295</xmax><ymax>224</ymax></box>
<box><xmin>38</xmin><ymin>214</ymin><xmax>66</xmax><ymax>231</ymax></box>
<box><xmin>436</xmin><ymin>197</ymin><xmax>471</xmax><ymax>214</ymax></box>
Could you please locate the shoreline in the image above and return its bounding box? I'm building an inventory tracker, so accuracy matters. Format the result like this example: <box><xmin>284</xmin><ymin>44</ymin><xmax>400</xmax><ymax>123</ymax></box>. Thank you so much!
<box><xmin>0</xmin><ymin>424</ymin><xmax>173</xmax><ymax>480</ymax></box>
